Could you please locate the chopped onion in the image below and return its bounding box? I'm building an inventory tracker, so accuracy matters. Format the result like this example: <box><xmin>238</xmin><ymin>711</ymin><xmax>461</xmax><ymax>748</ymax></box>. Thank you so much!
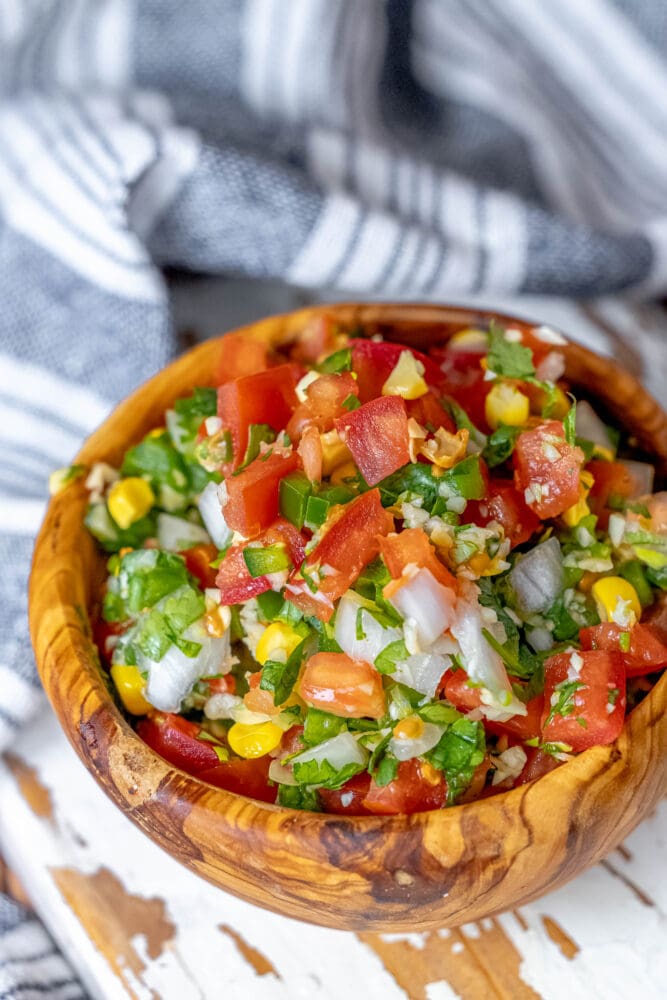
<box><xmin>290</xmin><ymin>732</ymin><xmax>369</xmax><ymax>770</ymax></box>
<box><xmin>268</xmin><ymin>759</ymin><xmax>298</xmax><ymax>786</ymax></box>
<box><xmin>620</xmin><ymin>460</ymin><xmax>654</xmax><ymax>499</ymax></box>
<box><xmin>157</xmin><ymin>512</ymin><xmax>211</xmax><ymax>551</ymax></box>
<box><xmin>535</xmin><ymin>351</ymin><xmax>565</xmax><ymax>383</ymax></box>
<box><xmin>388</xmin><ymin>569</ymin><xmax>457</xmax><ymax>649</ymax></box>
<box><xmin>334</xmin><ymin>592</ymin><xmax>402</xmax><ymax>664</ymax></box>
<box><xmin>525</xmin><ymin>626</ymin><xmax>554</xmax><ymax>652</ymax></box>
<box><xmin>390</xmin><ymin>722</ymin><xmax>444</xmax><ymax>761</ymax></box>
<box><xmin>575</xmin><ymin>401</ymin><xmax>615</xmax><ymax>455</ymax></box>
<box><xmin>608</xmin><ymin>513</ymin><xmax>626</xmax><ymax>548</ymax></box>
<box><xmin>198</xmin><ymin>480</ymin><xmax>233</xmax><ymax>549</ymax></box>
<box><xmin>204</xmin><ymin>692</ymin><xmax>242</xmax><ymax>720</ymax></box>
<box><xmin>492</xmin><ymin>746</ymin><xmax>527</xmax><ymax>785</ymax></box>
<box><xmin>391</xmin><ymin>651</ymin><xmax>451</xmax><ymax>699</ymax></box>
<box><xmin>143</xmin><ymin>622</ymin><xmax>232</xmax><ymax>713</ymax></box>
<box><xmin>509</xmin><ymin>537</ymin><xmax>563</xmax><ymax>616</ymax></box>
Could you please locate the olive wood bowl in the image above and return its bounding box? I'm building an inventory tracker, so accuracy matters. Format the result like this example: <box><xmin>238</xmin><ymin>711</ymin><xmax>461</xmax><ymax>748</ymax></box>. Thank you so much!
<box><xmin>30</xmin><ymin>303</ymin><xmax>667</xmax><ymax>931</ymax></box>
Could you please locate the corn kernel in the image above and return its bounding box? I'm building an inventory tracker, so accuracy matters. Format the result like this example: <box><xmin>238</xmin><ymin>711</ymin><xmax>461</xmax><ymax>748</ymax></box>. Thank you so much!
<box><xmin>485</xmin><ymin>382</ymin><xmax>530</xmax><ymax>430</ymax></box>
<box><xmin>107</xmin><ymin>477</ymin><xmax>155</xmax><ymax>529</ymax></box>
<box><xmin>393</xmin><ymin>716</ymin><xmax>424</xmax><ymax>740</ymax></box>
<box><xmin>255</xmin><ymin>622</ymin><xmax>303</xmax><ymax>666</ymax></box>
<box><xmin>110</xmin><ymin>664</ymin><xmax>151</xmax><ymax>715</ymax></box>
<box><xmin>330</xmin><ymin>460</ymin><xmax>357</xmax><ymax>486</ymax></box>
<box><xmin>382</xmin><ymin>350</ymin><xmax>429</xmax><ymax>400</ymax></box>
<box><xmin>561</xmin><ymin>496</ymin><xmax>591</xmax><ymax>527</ymax></box>
<box><xmin>147</xmin><ymin>427</ymin><xmax>166</xmax><ymax>438</ymax></box>
<box><xmin>228</xmin><ymin>721</ymin><xmax>283</xmax><ymax>758</ymax></box>
<box><xmin>449</xmin><ymin>328</ymin><xmax>488</xmax><ymax>350</ymax></box>
<box><xmin>319</xmin><ymin>429</ymin><xmax>351</xmax><ymax>476</ymax></box>
<box><xmin>592</xmin><ymin>576</ymin><xmax>641</xmax><ymax>627</ymax></box>
<box><xmin>419</xmin><ymin>760</ymin><xmax>442</xmax><ymax>785</ymax></box>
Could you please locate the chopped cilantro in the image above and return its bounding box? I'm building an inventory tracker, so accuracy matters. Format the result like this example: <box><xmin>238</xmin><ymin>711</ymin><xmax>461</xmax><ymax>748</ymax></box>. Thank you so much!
<box><xmin>544</xmin><ymin>679</ymin><xmax>585</xmax><ymax>728</ymax></box>
<box><xmin>292</xmin><ymin>758</ymin><xmax>365</xmax><ymax>790</ymax></box>
<box><xmin>260</xmin><ymin>636</ymin><xmax>310</xmax><ymax>706</ymax></box>
<box><xmin>277</xmin><ymin>785</ymin><xmax>322</xmax><ymax>810</ymax></box>
<box><xmin>482</xmin><ymin>424</ymin><xmax>522</xmax><ymax>468</ymax></box>
<box><xmin>486</xmin><ymin>322</ymin><xmax>535</xmax><ymax>380</ymax></box>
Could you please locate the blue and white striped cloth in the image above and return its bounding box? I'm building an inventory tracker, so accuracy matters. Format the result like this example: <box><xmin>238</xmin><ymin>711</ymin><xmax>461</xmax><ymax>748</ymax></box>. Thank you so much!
<box><xmin>2</xmin><ymin>1</ymin><xmax>667</xmax><ymax>993</ymax></box>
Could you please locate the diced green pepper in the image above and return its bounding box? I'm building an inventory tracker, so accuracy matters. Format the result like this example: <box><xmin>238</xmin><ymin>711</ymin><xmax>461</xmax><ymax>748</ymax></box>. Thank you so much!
<box><xmin>279</xmin><ymin>471</ymin><xmax>313</xmax><ymax>528</ymax></box>
<box><xmin>243</xmin><ymin>544</ymin><xmax>291</xmax><ymax>578</ymax></box>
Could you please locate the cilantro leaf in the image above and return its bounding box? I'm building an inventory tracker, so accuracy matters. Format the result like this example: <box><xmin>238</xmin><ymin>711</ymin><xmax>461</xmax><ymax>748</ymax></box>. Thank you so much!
<box><xmin>425</xmin><ymin>718</ymin><xmax>486</xmax><ymax>803</ymax></box>
<box><xmin>374</xmin><ymin>639</ymin><xmax>409</xmax><ymax>675</ymax></box>
<box><xmin>277</xmin><ymin>785</ymin><xmax>322</xmax><ymax>810</ymax></box>
<box><xmin>486</xmin><ymin>323</ymin><xmax>535</xmax><ymax>380</ymax></box>
<box><xmin>292</xmin><ymin>758</ymin><xmax>365</xmax><ymax>790</ymax></box>
<box><xmin>303</xmin><ymin>708</ymin><xmax>347</xmax><ymax>746</ymax></box>
<box><xmin>482</xmin><ymin>425</ymin><xmax>522</xmax><ymax>468</ymax></box>
<box><xmin>260</xmin><ymin>636</ymin><xmax>311</xmax><ymax>706</ymax></box>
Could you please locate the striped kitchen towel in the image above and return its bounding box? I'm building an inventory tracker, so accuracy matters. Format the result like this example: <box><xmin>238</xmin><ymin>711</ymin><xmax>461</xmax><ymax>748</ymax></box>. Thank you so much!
<box><xmin>2</xmin><ymin>0</ymin><xmax>667</xmax><ymax>993</ymax></box>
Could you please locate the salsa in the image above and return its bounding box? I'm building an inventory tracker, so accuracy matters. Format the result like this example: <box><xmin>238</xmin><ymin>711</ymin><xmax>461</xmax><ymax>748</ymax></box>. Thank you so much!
<box><xmin>74</xmin><ymin>315</ymin><xmax>667</xmax><ymax>814</ymax></box>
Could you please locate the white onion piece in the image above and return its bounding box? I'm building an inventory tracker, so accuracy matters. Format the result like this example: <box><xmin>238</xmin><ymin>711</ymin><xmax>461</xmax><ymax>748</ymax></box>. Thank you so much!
<box><xmin>451</xmin><ymin>587</ymin><xmax>526</xmax><ymax>716</ymax></box>
<box><xmin>157</xmin><ymin>512</ymin><xmax>211</xmax><ymax>551</ymax></box>
<box><xmin>575</xmin><ymin>400</ymin><xmax>615</xmax><ymax>454</ymax></box>
<box><xmin>268</xmin><ymin>759</ymin><xmax>298</xmax><ymax>786</ymax></box>
<box><xmin>535</xmin><ymin>351</ymin><xmax>565</xmax><ymax>383</ymax></box>
<box><xmin>525</xmin><ymin>626</ymin><xmax>554</xmax><ymax>652</ymax></box>
<box><xmin>143</xmin><ymin>622</ymin><xmax>232</xmax><ymax>712</ymax></box>
<box><xmin>290</xmin><ymin>732</ymin><xmax>369</xmax><ymax>771</ymax></box>
<box><xmin>198</xmin><ymin>480</ymin><xmax>233</xmax><ymax>549</ymax></box>
<box><xmin>621</xmin><ymin>460</ymin><xmax>654</xmax><ymax>499</ymax></box>
<box><xmin>388</xmin><ymin>569</ymin><xmax>457</xmax><ymax>649</ymax></box>
<box><xmin>204</xmin><ymin>692</ymin><xmax>241</xmax><ymax>720</ymax></box>
<box><xmin>392</xmin><ymin>652</ymin><xmax>450</xmax><ymax>699</ymax></box>
<box><xmin>390</xmin><ymin>722</ymin><xmax>444</xmax><ymax>761</ymax></box>
<box><xmin>509</xmin><ymin>537</ymin><xmax>563</xmax><ymax>616</ymax></box>
<box><xmin>334</xmin><ymin>592</ymin><xmax>402</xmax><ymax>664</ymax></box>
<box><xmin>492</xmin><ymin>746</ymin><xmax>527</xmax><ymax>786</ymax></box>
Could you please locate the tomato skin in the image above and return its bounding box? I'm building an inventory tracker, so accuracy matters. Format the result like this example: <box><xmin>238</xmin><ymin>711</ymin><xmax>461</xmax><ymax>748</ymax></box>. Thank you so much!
<box><xmin>513</xmin><ymin>747</ymin><xmax>561</xmax><ymax>788</ymax></box>
<box><xmin>319</xmin><ymin>772</ymin><xmax>374</xmax><ymax>816</ymax></box>
<box><xmin>289</xmin><ymin>314</ymin><xmax>340</xmax><ymax>364</ymax></box>
<box><xmin>299</xmin><ymin>652</ymin><xmax>386</xmax><ymax>719</ymax></box>
<box><xmin>223</xmin><ymin>450</ymin><xmax>300</xmax><ymax>538</ymax></box>
<box><xmin>285</xmin><ymin>489</ymin><xmax>394</xmax><ymax>621</ymax></box>
<box><xmin>580</xmin><ymin>622</ymin><xmax>667</xmax><ymax>678</ymax></box>
<box><xmin>379</xmin><ymin>527</ymin><xmax>457</xmax><ymax>590</ymax></box>
<box><xmin>199</xmin><ymin>757</ymin><xmax>277</xmax><ymax>804</ymax></box>
<box><xmin>287</xmin><ymin>372</ymin><xmax>358</xmax><ymax>440</ymax></box>
<box><xmin>541</xmin><ymin>650</ymin><xmax>626</xmax><ymax>751</ymax></box>
<box><xmin>443</xmin><ymin>671</ymin><xmax>543</xmax><ymax>742</ymax></box>
<box><xmin>137</xmin><ymin>713</ymin><xmax>220</xmax><ymax>775</ymax></box>
<box><xmin>216</xmin><ymin>517</ymin><xmax>306</xmax><ymax>606</ymax></box>
<box><xmin>362</xmin><ymin>759</ymin><xmax>447</xmax><ymax>815</ymax></box>
<box><xmin>335</xmin><ymin>396</ymin><xmax>410</xmax><ymax>487</ymax></box>
<box><xmin>350</xmin><ymin>339</ymin><xmax>444</xmax><ymax>403</ymax></box>
<box><xmin>181</xmin><ymin>543</ymin><xmax>220</xmax><ymax>589</ymax></box>
<box><xmin>435</xmin><ymin>348</ymin><xmax>491</xmax><ymax>431</ymax></box>
<box><xmin>466</xmin><ymin>480</ymin><xmax>541</xmax><ymax>548</ymax></box>
<box><xmin>206</xmin><ymin>674</ymin><xmax>236</xmax><ymax>695</ymax></box>
<box><xmin>405</xmin><ymin>391</ymin><xmax>456</xmax><ymax>433</ymax></box>
<box><xmin>217</xmin><ymin>363</ymin><xmax>300</xmax><ymax>467</ymax></box>
<box><xmin>513</xmin><ymin>420</ymin><xmax>584</xmax><ymax>519</ymax></box>
<box><xmin>217</xmin><ymin>332</ymin><xmax>269</xmax><ymax>384</ymax></box>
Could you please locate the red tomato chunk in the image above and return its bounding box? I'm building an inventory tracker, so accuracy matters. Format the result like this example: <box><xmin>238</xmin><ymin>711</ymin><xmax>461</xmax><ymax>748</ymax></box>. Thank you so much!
<box><xmin>513</xmin><ymin>420</ymin><xmax>584</xmax><ymax>519</ymax></box>
<box><xmin>217</xmin><ymin>363</ymin><xmax>300</xmax><ymax>467</ymax></box>
<box><xmin>299</xmin><ymin>652</ymin><xmax>387</xmax><ymax>719</ymax></box>
<box><xmin>580</xmin><ymin>622</ymin><xmax>667</xmax><ymax>678</ymax></box>
<box><xmin>541</xmin><ymin>650</ymin><xmax>626</xmax><ymax>751</ymax></box>
<box><xmin>137</xmin><ymin>713</ymin><xmax>220</xmax><ymax>775</ymax></box>
<box><xmin>362</xmin><ymin>759</ymin><xmax>447</xmax><ymax>815</ymax></box>
<box><xmin>335</xmin><ymin>395</ymin><xmax>410</xmax><ymax>487</ymax></box>
<box><xmin>223</xmin><ymin>451</ymin><xmax>300</xmax><ymax>538</ymax></box>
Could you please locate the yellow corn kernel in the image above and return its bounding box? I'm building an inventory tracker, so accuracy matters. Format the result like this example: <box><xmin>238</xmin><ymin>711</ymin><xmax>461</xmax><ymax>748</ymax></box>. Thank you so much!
<box><xmin>255</xmin><ymin>622</ymin><xmax>303</xmax><ymax>666</ymax></box>
<box><xmin>393</xmin><ymin>715</ymin><xmax>424</xmax><ymax>740</ymax></box>
<box><xmin>419</xmin><ymin>760</ymin><xmax>442</xmax><ymax>785</ymax></box>
<box><xmin>228</xmin><ymin>721</ymin><xmax>283</xmax><ymax>759</ymax></box>
<box><xmin>319</xmin><ymin>429</ymin><xmax>351</xmax><ymax>476</ymax></box>
<box><xmin>147</xmin><ymin>427</ymin><xmax>166</xmax><ymax>438</ymax></box>
<box><xmin>484</xmin><ymin>382</ymin><xmax>530</xmax><ymax>430</ymax></box>
<box><xmin>449</xmin><ymin>328</ymin><xmax>488</xmax><ymax>350</ymax></box>
<box><xmin>592</xmin><ymin>576</ymin><xmax>641</xmax><ymax>627</ymax></box>
<box><xmin>382</xmin><ymin>350</ymin><xmax>429</xmax><ymax>400</ymax></box>
<box><xmin>107</xmin><ymin>477</ymin><xmax>155</xmax><ymax>529</ymax></box>
<box><xmin>110</xmin><ymin>664</ymin><xmax>151</xmax><ymax>715</ymax></box>
<box><xmin>330</xmin><ymin>460</ymin><xmax>357</xmax><ymax>486</ymax></box>
<box><xmin>561</xmin><ymin>496</ymin><xmax>591</xmax><ymax>527</ymax></box>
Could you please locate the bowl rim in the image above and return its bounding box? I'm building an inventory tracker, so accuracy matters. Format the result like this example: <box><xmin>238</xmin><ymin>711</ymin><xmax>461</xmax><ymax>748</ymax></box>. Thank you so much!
<box><xmin>28</xmin><ymin>301</ymin><xmax>667</xmax><ymax>924</ymax></box>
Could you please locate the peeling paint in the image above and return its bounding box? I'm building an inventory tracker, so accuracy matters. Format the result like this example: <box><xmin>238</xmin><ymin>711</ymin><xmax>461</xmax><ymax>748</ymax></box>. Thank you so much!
<box><xmin>541</xmin><ymin>916</ymin><xmax>579</xmax><ymax>960</ymax></box>
<box><xmin>219</xmin><ymin>923</ymin><xmax>281</xmax><ymax>979</ymax></box>
<box><xmin>4</xmin><ymin>752</ymin><xmax>54</xmax><ymax>821</ymax></box>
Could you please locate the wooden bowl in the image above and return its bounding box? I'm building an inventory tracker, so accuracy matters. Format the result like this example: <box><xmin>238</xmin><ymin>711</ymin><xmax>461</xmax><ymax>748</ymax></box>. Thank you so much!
<box><xmin>30</xmin><ymin>303</ymin><xmax>667</xmax><ymax>931</ymax></box>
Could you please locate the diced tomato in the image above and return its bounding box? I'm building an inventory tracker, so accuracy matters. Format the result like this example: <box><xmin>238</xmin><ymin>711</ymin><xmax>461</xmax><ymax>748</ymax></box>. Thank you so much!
<box><xmin>362</xmin><ymin>759</ymin><xmax>447</xmax><ymax>815</ymax></box>
<box><xmin>350</xmin><ymin>339</ymin><xmax>445</xmax><ymax>403</ymax></box>
<box><xmin>443</xmin><ymin>671</ymin><xmax>543</xmax><ymax>742</ymax></box>
<box><xmin>223</xmin><ymin>450</ymin><xmax>300</xmax><ymax>538</ymax></box>
<box><xmin>299</xmin><ymin>652</ymin><xmax>386</xmax><ymax>719</ymax></box>
<box><xmin>205</xmin><ymin>674</ymin><xmax>237</xmax><ymax>695</ymax></box>
<box><xmin>541</xmin><ymin>649</ymin><xmax>626</xmax><ymax>751</ymax></box>
<box><xmin>435</xmin><ymin>347</ymin><xmax>491</xmax><ymax>431</ymax></box>
<box><xmin>285</xmin><ymin>489</ymin><xmax>394</xmax><ymax>620</ymax></box>
<box><xmin>513</xmin><ymin>420</ymin><xmax>584</xmax><ymax>519</ymax></box>
<box><xmin>580</xmin><ymin>622</ymin><xmax>667</xmax><ymax>678</ymax></box>
<box><xmin>513</xmin><ymin>747</ymin><xmax>561</xmax><ymax>787</ymax></box>
<box><xmin>466</xmin><ymin>480</ymin><xmax>541</xmax><ymax>548</ymax></box>
<box><xmin>137</xmin><ymin>713</ymin><xmax>221</xmax><ymax>775</ymax></box>
<box><xmin>181</xmin><ymin>543</ymin><xmax>219</xmax><ymax>589</ymax></box>
<box><xmin>199</xmin><ymin>757</ymin><xmax>277</xmax><ymax>803</ymax></box>
<box><xmin>587</xmin><ymin>460</ymin><xmax>642</xmax><ymax>516</ymax></box>
<box><xmin>335</xmin><ymin>396</ymin><xmax>410</xmax><ymax>487</ymax></box>
<box><xmin>297</xmin><ymin>424</ymin><xmax>323</xmax><ymax>481</ymax></box>
<box><xmin>379</xmin><ymin>527</ymin><xmax>457</xmax><ymax>590</ymax></box>
<box><xmin>93</xmin><ymin>617</ymin><xmax>127</xmax><ymax>666</ymax></box>
<box><xmin>244</xmin><ymin>670</ymin><xmax>280</xmax><ymax>715</ymax></box>
<box><xmin>215</xmin><ymin>517</ymin><xmax>306</xmax><ymax>606</ymax></box>
<box><xmin>217</xmin><ymin>363</ymin><xmax>300</xmax><ymax>466</ymax></box>
<box><xmin>289</xmin><ymin>314</ymin><xmax>340</xmax><ymax>364</ymax></box>
<box><xmin>319</xmin><ymin>772</ymin><xmax>374</xmax><ymax>816</ymax></box>
<box><xmin>217</xmin><ymin>332</ymin><xmax>269</xmax><ymax>384</ymax></box>
<box><xmin>405</xmin><ymin>391</ymin><xmax>456</xmax><ymax>434</ymax></box>
<box><xmin>279</xmin><ymin>725</ymin><xmax>306</xmax><ymax>756</ymax></box>
<box><xmin>287</xmin><ymin>372</ymin><xmax>358</xmax><ymax>441</ymax></box>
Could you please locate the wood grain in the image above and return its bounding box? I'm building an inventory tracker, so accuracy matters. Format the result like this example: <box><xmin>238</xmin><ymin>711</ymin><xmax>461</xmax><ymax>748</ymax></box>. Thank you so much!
<box><xmin>29</xmin><ymin>302</ymin><xmax>667</xmax><ymax>931</ymax></box>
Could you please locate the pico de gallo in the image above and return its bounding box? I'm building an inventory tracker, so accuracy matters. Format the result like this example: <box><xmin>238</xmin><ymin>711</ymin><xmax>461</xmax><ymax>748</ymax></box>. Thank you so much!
<box><xmin>65</xmin><ymin>315</ymin><xmax>667</xmax><ymax>814</ymax></box>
